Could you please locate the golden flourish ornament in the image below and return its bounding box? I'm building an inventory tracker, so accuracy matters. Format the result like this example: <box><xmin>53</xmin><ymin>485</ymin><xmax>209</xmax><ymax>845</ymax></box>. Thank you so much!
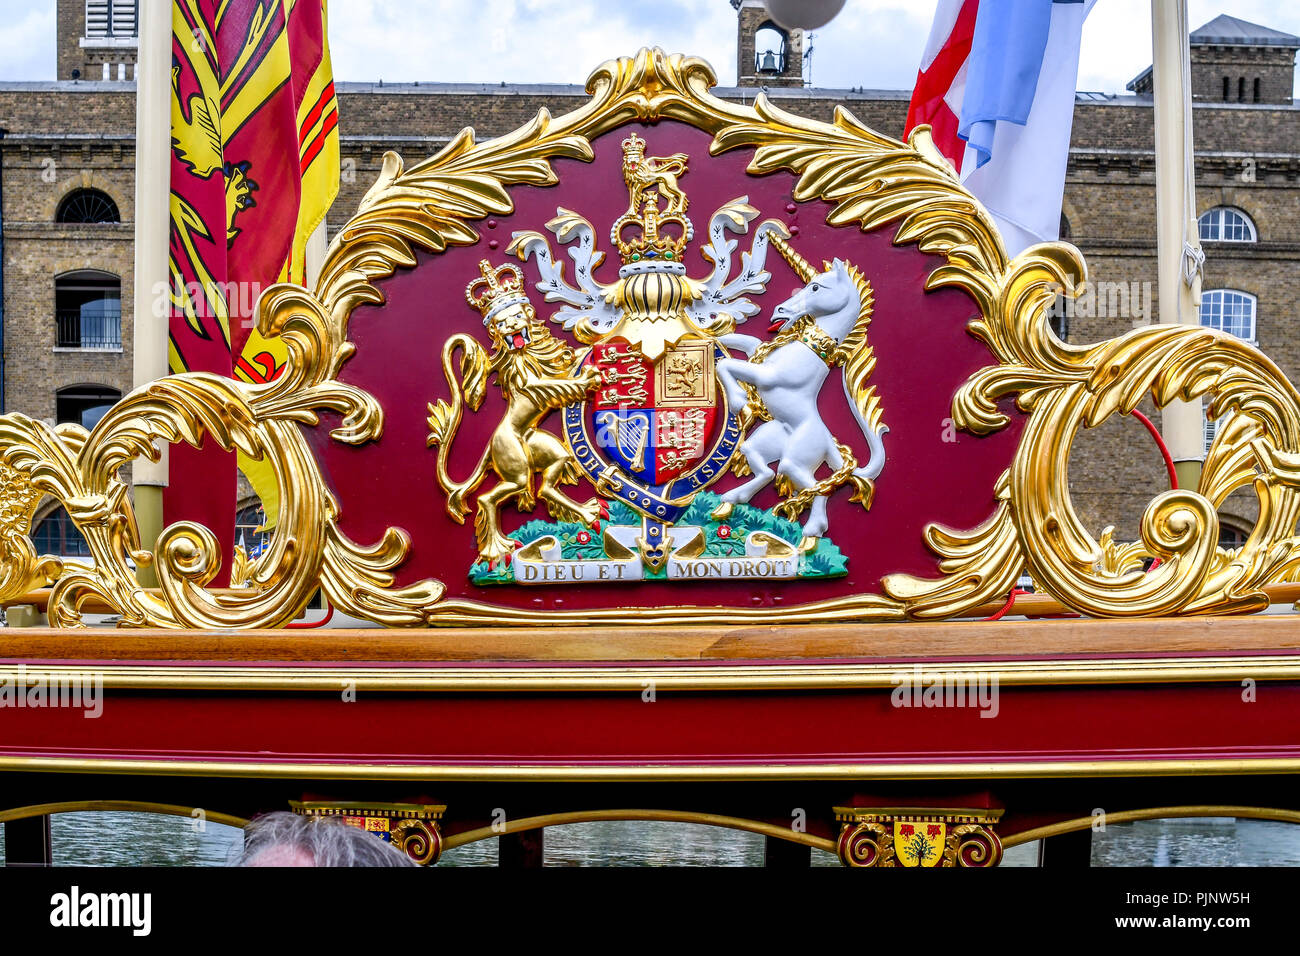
<box><xmin>833</xmin><ymin>807</ymin><xmax>1002</xmax><ymax>868</ymax></box>
<box><xmin>2</xmin><ymin>48</ymin><xmax>1300</xmax><ymax>626</ymax></box>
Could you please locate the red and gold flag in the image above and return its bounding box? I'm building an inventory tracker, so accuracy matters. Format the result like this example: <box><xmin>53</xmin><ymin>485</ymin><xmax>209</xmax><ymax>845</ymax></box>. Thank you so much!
<box><xmin>167</xmin><ymin>0</ymin><xmax>340</xmax><ymax>567</ymax></box>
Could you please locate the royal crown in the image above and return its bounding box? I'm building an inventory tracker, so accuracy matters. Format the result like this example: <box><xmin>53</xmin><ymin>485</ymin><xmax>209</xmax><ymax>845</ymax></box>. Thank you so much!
<box><xmin>465</xmin><ymin>259</ymin><xmax>530</xmax><ymax>322</ymax></box>
<box><xmin>623</xmin><ymin>131</ymin><xmax>647</xmax><ymax>164</ymax></box>
<box><xmin>611</xmin><ymin>133</ymin><xmax>693</xmax><ymax>267</ymax></box>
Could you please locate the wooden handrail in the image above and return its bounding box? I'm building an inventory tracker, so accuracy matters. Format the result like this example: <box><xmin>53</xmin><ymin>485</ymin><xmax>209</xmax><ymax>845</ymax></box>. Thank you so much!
<box><xmin>4</xmin><ymin>582</ymin><xmax>1300</xmax><ymax>621</ymax></box>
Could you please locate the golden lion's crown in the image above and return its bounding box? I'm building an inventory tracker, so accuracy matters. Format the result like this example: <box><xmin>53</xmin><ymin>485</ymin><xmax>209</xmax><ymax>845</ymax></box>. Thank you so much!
<box><xmin>623</xmin><ymin>131</ymin><xmax>647</xmax><ymax>164</ymax></box>
<box><xmin>465</xmin><ymin>259</ymin><xmax>530</xmax><ymax>322</ymax></box>
<box><xmin>612</xmin><ymin>133</ymin><xmax>692</xmax><ymax>267</ymax></box>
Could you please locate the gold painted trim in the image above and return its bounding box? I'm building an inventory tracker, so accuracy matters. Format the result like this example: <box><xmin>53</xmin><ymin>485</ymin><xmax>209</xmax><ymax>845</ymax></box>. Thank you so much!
<box><xmin>289</xmin><ymin>800</ymin><xmax>445</xmax><ymax>817</ymax></box>
<box><xmin>441</xmin><ymin>808</ymin><xmax>836</xmax><ymax>854</ymax></box>
<box><xmin>1002</xmin><ymin>804</ymin><xmax>1300</xmax><ymax>848</ymax></box>
<box><xmin>3</xmin><ymin>755</ymin><xmax>1300</xmax><ymax>782</ymax></box>
<box><xmin>1</xmin><ymin>654</ymin><xmax>1299</xmax><ymax>691</ymax></box>
<box><xmin>834</xmin><ymin>806</ymin><xmax>1003</xmax><ymax>823</ymax></box>
<box><xmin>0</xmin><ymin>798</ymin><xmax>247</xmax><ymax>829</ymax></box>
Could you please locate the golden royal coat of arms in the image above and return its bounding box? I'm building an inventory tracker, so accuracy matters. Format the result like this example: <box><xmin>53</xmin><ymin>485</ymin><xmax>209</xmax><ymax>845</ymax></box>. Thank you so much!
<box><xmin>426</xmin><ymin>131</ymin><xmax>887</xmax><ymax>587</ymax></box>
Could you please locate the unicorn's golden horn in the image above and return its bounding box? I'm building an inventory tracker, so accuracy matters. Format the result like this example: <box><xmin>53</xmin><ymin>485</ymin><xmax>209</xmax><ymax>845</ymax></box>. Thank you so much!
<box><xmin>768</xmin><ymin>232</ymin><xmax>817</xmax><ymax>283</ymax></box>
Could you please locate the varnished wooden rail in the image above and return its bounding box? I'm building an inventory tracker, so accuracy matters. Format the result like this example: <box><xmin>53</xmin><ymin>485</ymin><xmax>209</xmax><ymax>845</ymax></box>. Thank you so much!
<box><xmin>1</xmin><ymin>612</ymin><xmax>1299</xmax><ymax>662</ymax></box>
<box><xmin>4</xmin><ymin>582</ymin><xmax>1300</xmax><ymax>621</ymax></box>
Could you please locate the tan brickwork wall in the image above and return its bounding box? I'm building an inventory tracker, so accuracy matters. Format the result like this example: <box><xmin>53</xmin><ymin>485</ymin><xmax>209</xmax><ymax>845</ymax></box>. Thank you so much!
<box><xmin>55</xmin><ymin>0</ymin><xmax>81</xmax><ymax>82</ymax></box>
<box><xmin>3</xmin><ymin>227</ymin><xmax>135</xmax><ymax>421</ymax></box>
<box><xmin>1192</xmin><ymin>45</ymin><xmax>1296</xmax><ymax>104</ymax></box>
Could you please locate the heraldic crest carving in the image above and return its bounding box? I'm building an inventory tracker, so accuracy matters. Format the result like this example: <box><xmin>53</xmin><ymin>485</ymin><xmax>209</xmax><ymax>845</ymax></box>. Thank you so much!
<box><xmin>426</xmin><ymin>131</ymin><xmax>886</xmax><ymax>585</ymax></box>
<box><xmin>4</xmin><ymin>49</ymin><xmax>1300</xmax><ymax>628</ymax></box>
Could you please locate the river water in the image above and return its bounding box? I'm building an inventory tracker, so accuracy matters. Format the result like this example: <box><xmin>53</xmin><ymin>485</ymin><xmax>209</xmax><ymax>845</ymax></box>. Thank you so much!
<box><xmin>0</xmin><ymin>813</ymin><xmax>1296</xmax><ymax>866</ymax></box>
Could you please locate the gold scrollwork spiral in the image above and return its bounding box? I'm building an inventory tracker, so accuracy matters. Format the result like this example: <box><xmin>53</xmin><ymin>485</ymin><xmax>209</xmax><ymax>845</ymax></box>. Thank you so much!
<box><xmin>943</xmin><ymin>823</ymin><xmax>1003</xmax><ymax>868</ymax></box>
<box><xmin>0</xmin><ymin>47</ymin><xmax>1298</xmax><ymax>626</ymax></box>
<box><xmin>837</xmin><ymin>821</ymin><xmax>894</xmax><ymax>868</ymax></box>
<box><xmin>390</xmin><ymin>818</ymin><xmax>441</xmax><ymax>866</ymax></box>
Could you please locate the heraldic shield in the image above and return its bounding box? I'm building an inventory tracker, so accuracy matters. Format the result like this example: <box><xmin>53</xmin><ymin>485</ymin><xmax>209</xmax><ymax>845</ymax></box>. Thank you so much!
<box><xmin>12</xmin><ymin>49</ymin><xmax>1300</xmax><ymax>629</ymax></box>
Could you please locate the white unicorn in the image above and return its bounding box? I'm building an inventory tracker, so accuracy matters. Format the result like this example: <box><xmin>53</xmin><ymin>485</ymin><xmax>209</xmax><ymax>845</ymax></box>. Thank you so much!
<box><xmin>714</xmin><ymin>241</ymin><xmax>887</xmax><ymax>542</ymax></box>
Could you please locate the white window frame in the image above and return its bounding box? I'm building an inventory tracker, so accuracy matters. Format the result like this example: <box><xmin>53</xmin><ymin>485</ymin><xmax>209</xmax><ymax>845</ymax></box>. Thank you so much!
<box><xmin>85</xmin><ymin>0</ymin><xmax>137</xmax><ymax>40</ymax></box>
<box><xmin>1203</xmin><ymin>407</ymin><xmax>1225</xmax><ymax>456</ymax></box>
<box><xmin>1197</xmin><ymin>206</ymin><xmax>1257</xmax><ymax>243</ymax></box>
<box><xmin>1200</xmin><ymin>287</ymin><xmax>1256</xmax><ymax>455</ymax></box>
<box><xmin>1199</xmin><ymin>288</ymin><xmax>1257</xmax><ymax>345</ymax></box>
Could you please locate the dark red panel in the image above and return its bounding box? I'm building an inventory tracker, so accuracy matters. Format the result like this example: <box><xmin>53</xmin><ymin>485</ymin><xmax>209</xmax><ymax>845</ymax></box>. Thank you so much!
<box><xmin>305</xmin><ymin>120</ymin><xmax>1023</xmax><ymax>614</ymax></box>
<box><xmin>2</xmin><ymin>680</ymin><xmax>1296</xmax><ymax>771</ymax></box>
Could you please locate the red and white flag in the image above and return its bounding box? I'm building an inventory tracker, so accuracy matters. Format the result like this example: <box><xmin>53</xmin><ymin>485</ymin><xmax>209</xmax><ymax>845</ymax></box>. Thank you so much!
<box><xmin>906</xmin><ymin>0</ymin><xmax>1094</xmax><ymax>256</ymax></box>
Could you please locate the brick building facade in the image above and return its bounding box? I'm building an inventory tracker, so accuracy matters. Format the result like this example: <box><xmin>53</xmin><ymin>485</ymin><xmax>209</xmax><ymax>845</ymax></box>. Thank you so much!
<box><xmin>1</xmin><ymin>7</ymin><xmax>1298</xmax><ymax>556</ymax></box>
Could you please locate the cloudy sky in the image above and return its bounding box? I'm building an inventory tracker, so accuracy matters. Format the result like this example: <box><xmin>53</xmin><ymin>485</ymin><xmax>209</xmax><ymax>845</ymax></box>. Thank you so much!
<box><xmin>4</xmin><ymin>0</ymin><xmax>1300</xmax><ymax>95</ymax></box>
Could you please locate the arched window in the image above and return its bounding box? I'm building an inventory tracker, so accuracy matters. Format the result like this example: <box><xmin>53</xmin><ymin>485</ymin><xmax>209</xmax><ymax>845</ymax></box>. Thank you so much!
<box><xmin>31</xmin><ymin>507</ymin><xmax>91</xmax><ymax>558</ymax></box>
<box><xmin>1200</xmin><ymin>287</ymin><xmax>1257</xmax><ymax>454</ymax></box>
<box><xmin>1254</xmin><ymin>77</ymin><xmax>1261</xmax><ymax>103</ymax></box>
<box><xmin>1200</xmin><ymin>289</ymin><xmax>1257</xmax><ymax>342</ymax></box>
<box><xmin>56</xmin><ymin>385</ymin><xmax>121</xmax><ymax>430</ymax></box>
<box><xmin>1238</xmin><ymin>76</ymin><xmax>1246</xmax><ymax>102</ymax></box>
<box><xmin>1197</xmin><ymin>207</ymin><xmax>1256</xmax><ymax>242</ymax></box>
<box><xmin>754</xmin><ymin>23</ymin><xmax>788</xmax><ymax>74</ymax></box>
<box><xmin>1218</xmin><ymin>521</ymin><xmax>1249</xmax><ymax>550</ymax></box>
<box><xmin>55</xmin><ymin>188</ymin><xmax>120</xmax><ymax>224</ymax></box>
<box><xmin>1223</xmin><ymin>76</ymin><xmax>1230</xmax><ymax>100</ymax></box>
<box><xmin>55</xmin><ymin>270</ymin><xmax>121</xmax><ymax>349</ymax></box>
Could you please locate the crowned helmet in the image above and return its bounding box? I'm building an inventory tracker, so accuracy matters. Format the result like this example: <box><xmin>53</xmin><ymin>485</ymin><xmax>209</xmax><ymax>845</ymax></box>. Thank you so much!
<box><xmin>465</xmin><ymin>259</ymin><xmax>531</xmax><ymax>325</ymax></box>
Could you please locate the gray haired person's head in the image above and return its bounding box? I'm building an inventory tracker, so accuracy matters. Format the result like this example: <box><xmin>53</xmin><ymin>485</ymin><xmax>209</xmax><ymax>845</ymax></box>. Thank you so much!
<box><xmin>232</xmin><ymin>811</ymin><xmax>417</xmax><ymax>867</ymax></box>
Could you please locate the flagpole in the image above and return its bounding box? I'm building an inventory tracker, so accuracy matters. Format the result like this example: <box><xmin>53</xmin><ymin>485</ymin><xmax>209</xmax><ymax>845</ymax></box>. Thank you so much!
<box><xmin>1150</xmin><ymin>0</ymin><xmax>1204</xmax><ymax>489</ymax></box>
<box><xmin>132</xmin><ymin>0</ymin><xmax>172</xmax><ymax>585</ymax></box>
<box><xmin>305</xmin><ymin>220</ymin><xmax>328</xmax><ymax>288</ymax></box>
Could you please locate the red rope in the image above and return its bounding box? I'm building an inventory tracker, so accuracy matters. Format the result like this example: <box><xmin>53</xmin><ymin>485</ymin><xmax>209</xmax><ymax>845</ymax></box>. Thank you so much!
<box><xmin>1130</xmin><ymin>409</ymin><xmax>1179</xmax><ymax>571</ymax></box>
<box><xmin>982</xmin><ymin>408</ymin><xmax>1181</xmax><ymax>619</ymax></box>
<box><xmin>286</xmin><ymin>603</ymin><xmax>334</xmax><ymax>629</ymax></box>
<box><xmin>983</xmin><ymin>588</ymin><xmax>1025</xmax><ymax>622</ymax></box>
<box><xmin>1129</xmin><ymin>409</ymin><xmax>1179</xmax><ymax>491</ymax></box>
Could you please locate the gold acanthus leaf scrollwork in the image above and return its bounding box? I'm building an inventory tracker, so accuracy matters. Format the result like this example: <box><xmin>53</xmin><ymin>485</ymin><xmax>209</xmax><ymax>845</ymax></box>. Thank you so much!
<box><xmin>708</xmin><ymin>91</ymin><xmax>1300</xmax><ymax>618</ymax></box>
<box><xmin>1</xmin><ymin>47</ymin><xmax>1299</xmax><ymax>625</ymax></box>
<box><xmin>0</xmin><ymin>290</ymin><xmax>443</xmax><ymax>627</ymax></box>
<box><xmin>0</xmin><ymin>458</ymin><xmax>64</xmax><ymax>603</ymax></box>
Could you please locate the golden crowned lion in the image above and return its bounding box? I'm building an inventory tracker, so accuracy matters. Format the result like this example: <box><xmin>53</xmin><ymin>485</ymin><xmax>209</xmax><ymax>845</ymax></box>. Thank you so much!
<box><xmin>426</xmin><ymin>260</ymin><xmax>605</xmax><ymax>566</ymax></box>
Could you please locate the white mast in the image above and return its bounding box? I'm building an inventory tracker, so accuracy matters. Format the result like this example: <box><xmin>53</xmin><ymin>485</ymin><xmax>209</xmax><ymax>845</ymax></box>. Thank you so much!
<box><xmin>1150</xmin><ymin>0</ymin><xmax>1205</xmax><ymax>488</ymax></box>
<box><xmin>131</xmin><ymin>0</ymin><xmax>172</xmax><ymax>584</ymax></box>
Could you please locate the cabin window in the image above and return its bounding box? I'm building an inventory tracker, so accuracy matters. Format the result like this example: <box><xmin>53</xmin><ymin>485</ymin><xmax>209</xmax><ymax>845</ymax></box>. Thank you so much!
<box><xmin>1197</xmin><ymin>207</ymin><xmax>1256</xmax><ymax>243</ymax></box>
